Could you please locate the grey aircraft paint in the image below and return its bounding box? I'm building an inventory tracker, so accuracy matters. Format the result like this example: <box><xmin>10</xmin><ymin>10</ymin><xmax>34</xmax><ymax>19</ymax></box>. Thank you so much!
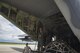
<box><xmin>54</xmin><ymin>0</ymin><xmax>80</xmax><ymax>41</ymax></box>
<box><xmin>1</xmin><ymin>0</ymin><xmax>80</xmax><ymax>51</ymax></box>
<box><xmin>65</xmin><ymin>0</ymin><xmax>80</xmax><ymax>29</ymax></box>
<box><xmin>1</xmin><ymin>0</ymin><xmax>80</xmax><ymax>38</ymax></box>
<box><xmin>0</xmin><ymin>0</ymin><xmax>59</xmax><ymax>18</ymax></box>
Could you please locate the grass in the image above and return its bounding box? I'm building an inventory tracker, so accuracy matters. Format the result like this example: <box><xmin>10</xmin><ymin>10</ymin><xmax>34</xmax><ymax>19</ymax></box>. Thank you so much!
<box><xmin>0</xmin><ymin>42</ymin><xmax>25</xmax><ymax>45</ymax></box>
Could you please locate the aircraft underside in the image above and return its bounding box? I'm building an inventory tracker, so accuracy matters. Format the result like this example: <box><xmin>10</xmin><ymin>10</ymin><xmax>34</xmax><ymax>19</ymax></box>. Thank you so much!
<box><xmin>0</xmin><ymin>0</ymin><xmax>80</xmax><ymax>53</ymax></box>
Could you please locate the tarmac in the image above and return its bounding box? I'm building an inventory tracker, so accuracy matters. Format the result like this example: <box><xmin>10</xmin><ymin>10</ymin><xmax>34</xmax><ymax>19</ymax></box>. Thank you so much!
<box><xmin>0</xmin><ymin>44</ymin><xmax>25</xmax><ymax>53</ymax></box>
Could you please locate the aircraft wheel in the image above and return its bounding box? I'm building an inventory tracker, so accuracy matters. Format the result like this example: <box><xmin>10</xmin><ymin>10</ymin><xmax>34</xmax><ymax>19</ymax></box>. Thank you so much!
<box><xmin>43</xmin><ymin>41</ymin><xmax>77</xmax><ymax>53</ymax></box>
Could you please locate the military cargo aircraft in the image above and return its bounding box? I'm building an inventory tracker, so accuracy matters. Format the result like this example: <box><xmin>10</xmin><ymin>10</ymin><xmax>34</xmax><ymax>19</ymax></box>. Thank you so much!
<box><xmin>0</xmin><ymin>0</ymin><xmax>80</xmax><ymax>53</ymax></box>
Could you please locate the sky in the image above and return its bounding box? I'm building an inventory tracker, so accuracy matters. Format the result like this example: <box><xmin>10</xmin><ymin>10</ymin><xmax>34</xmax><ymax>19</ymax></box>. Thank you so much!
<box><xmin>0</xmin><ymin>15</ymin><xmax>27</xmax><ymax>43</ymax></box>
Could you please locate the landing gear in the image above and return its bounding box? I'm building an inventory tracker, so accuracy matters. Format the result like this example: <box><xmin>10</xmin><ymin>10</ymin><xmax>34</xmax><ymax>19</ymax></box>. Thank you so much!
<box><xmin>43</xmin><ymin>40</ymin><xmax>77</xmax><ymax>53</ymax></box>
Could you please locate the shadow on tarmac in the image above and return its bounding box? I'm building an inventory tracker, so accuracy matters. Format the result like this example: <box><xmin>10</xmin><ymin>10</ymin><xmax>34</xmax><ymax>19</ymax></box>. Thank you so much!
<box><xmin>11</xmin><ymin>47</ymin><xmax>24</xmax><ymax>52</ymax></box>
<box><xmin>11</xmin><ymin>47</ymin><xmax>38</xmax><ymax>53</ymax></box>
